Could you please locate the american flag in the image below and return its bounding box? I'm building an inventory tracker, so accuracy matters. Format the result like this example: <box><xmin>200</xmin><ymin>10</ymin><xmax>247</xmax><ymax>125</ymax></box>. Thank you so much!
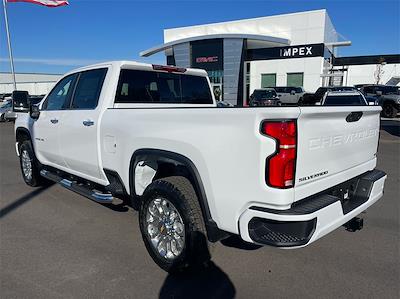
<box><xmin>6</xmin><ymin>0</ymin><xmax>69</xmax><ymax>7</ymax></box>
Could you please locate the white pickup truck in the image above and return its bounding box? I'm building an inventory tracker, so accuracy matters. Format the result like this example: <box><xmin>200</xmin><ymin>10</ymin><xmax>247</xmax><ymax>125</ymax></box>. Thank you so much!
<box><xmin>14</xmin><ymin>61</ymin><xmax>387</xmax><ymax>273</ymax></box>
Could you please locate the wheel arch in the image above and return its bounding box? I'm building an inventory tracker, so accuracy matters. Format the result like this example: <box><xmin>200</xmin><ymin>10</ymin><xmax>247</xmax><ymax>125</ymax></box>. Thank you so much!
<box><xmin>15</xmin><ymin>127</ymin><xmax>32</xmax><ymax>155</ymax></box>
<box><xmin>129</xmin><ymin>148</ymin><xmax>229</xmax><ymax>242</ymax></box>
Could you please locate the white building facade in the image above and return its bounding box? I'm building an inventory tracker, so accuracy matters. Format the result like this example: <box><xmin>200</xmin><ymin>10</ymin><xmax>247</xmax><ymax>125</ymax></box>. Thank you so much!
<box><xmin>0</xmin><ymin>72</ymin><xmax>61</xmax><ymax>95</ymax></box>
<box><xmin>141</xmin><ymin>9</ymin><xmax>399</xmax><ymax>106</ymax></box>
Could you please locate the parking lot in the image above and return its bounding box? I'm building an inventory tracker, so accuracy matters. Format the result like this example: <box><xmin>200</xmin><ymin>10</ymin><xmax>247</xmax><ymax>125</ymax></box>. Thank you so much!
<box><xmin>0</xmin><ymin>120</ymin><xmax>399</xmax><ymax>298</ymax></box>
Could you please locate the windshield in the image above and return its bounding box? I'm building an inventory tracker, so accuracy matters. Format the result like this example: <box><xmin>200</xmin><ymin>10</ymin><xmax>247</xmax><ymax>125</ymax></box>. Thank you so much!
<box><xmin>324</xmin><ymin>95</ymin><xmax>366</xmax><ymax>106</ymax></box>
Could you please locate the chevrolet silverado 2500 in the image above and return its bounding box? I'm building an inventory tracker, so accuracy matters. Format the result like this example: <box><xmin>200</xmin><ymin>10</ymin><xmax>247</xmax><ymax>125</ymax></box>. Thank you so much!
<box><xmin>14</xmin><ymin>61</ymin><xmax>387</xmax><ymax>272</ymax></box>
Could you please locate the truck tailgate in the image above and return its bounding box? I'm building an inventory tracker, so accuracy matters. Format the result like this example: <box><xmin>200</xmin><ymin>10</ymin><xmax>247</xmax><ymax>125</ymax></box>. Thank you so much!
<box><xmin>294</xmin><ymin>106</ymin><xmax>381</xmax><ymax>201</ymax></box>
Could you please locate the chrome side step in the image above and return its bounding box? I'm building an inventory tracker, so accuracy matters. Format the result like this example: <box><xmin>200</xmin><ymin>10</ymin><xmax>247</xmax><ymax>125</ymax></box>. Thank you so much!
<box><xmin>40</xmin><ymin>169</ymin><xmax>113</xmax><ymax>204</ymax></box>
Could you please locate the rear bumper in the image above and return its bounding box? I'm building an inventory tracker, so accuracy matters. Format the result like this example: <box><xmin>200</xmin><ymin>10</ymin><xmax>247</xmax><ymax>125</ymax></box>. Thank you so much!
<box><xmin>238</xmin><ymin>169</ymin><xmax>386</xmax><ymax>247</ymax></box>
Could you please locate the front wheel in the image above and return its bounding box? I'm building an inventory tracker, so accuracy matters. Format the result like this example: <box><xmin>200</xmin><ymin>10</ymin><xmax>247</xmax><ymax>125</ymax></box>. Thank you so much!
<box><xmin>139</xmin><ymin>176</ymin><xmax>211</xmax><ymax>273</ymax></box>
<box><xmin>19</xmin><ymin>141</ymin><xmax>46</xmax><ymax>187</ymax></box>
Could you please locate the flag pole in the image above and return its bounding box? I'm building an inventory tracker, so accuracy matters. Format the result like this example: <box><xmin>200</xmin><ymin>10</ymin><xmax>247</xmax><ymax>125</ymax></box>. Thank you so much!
<box><xmin>2</xmin><ymin>0</ymin><xmax>17</xmax><ymax>91</ymax></box>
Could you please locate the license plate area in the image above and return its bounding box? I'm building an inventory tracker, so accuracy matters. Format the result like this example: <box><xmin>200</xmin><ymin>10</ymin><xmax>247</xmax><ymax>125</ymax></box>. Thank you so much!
<box><xmin>327</xmin><ymin>175</ymin><xmax>373</xmax><ymax>214</ymax></box>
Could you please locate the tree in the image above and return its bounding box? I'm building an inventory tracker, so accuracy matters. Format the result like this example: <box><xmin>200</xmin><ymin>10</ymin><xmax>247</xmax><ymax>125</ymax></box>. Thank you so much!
<box><xmin>374</xmin><ymin>57</ymin><xmax>386</xmax><ymax>84</ymax></box>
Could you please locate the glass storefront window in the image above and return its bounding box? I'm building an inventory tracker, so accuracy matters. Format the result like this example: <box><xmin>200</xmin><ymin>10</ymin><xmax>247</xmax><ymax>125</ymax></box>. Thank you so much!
<box><xmin>261</xmin><ymin>73</ymin><xmax>276</xmax><ymax>88</ymax></box>
<box><xmin>207</xmin><ymin>70</ymin><xmax>224</xmax><ymax>84</ymax></box>
<box><xmin>287</xmin><ymin>73</ymin><xmax>304</xmax><ymax>87</ymax></box>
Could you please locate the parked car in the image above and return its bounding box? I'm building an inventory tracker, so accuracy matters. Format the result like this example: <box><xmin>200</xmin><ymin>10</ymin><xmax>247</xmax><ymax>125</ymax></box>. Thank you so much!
<box><xmin>269</xmin><ymin>86</ymin><xmax>305</xmax><ymax>105</ymax></box>
<box><xmin>359</xmin><ymin>85</ymin><xmax>400</xmax><ymax>118</ymax></box>
<box><xmin>0</xmin><ymin>93</ymin><xmax>12</xmax><ymax>102</ymax></box>
<box><xmin>365</xmin><ymin>96</ymin><xmax>379</xmax><ymax>106</ymax></box>
<box><xmin>249</xmin><ymin>88</ymin><xmax>280</xmax><ymax>106</ymax></box>
<box><xmin>0</xmin><ymin>100</ymin><xmax>16</xmax><ymax>122</ymax></box>
<box><xmin>15</xmin><ymin>61</ymin><xmax>386</xmax><ymax>273</ymax></box>
<box><xmin>319</xmin><ymin>91</ymin><xmax>368</xmax><ymax>106</ymax></box>
<box><xmin>301</xmin><ymin>86</ymin><xmax>357</xmax><ymax>106</ymax></box>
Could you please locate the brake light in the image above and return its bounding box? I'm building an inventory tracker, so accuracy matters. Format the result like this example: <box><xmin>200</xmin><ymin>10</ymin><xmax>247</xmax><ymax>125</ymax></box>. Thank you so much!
<box><xmin>262</xmin><ymin>120</ymin><xmax>297</xmax><ymax>188</ymax></box>
<box><xmin>152</xmin><ymin>64</ymin><xmax>187</xmax><ymax>73</ymax></box>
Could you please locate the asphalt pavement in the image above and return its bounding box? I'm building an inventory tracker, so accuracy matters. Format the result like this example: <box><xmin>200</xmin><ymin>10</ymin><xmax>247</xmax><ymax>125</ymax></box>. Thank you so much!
<box><xmin>0</xmin><ymin>120</ymin><xmax>399</xmax><ymax>299</ymax></box>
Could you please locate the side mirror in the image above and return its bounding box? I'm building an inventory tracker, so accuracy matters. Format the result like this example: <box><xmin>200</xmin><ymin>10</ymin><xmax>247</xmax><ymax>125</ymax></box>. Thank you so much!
<box><xmin>290</xmin><ymin>90</ymin><xmax>296</xmax><ymax>95</ymax></box>
<box><xmin>376</xmin><ymin>90</ymin><xmax>383</xmax><ymax>96</ymax></box>
<box><xmin>12</xmin><ymin>90</ymin><xmax>29</xmax><ymax>113</ymax></box>
<box><xmin>315</xmin><ymin>102</ymin><xmax>322</xmax><ymax>106</ymax></box>
<box><xmin>30</xmin><ymin>104</ymin><xmax>40</xmax><ymax>120</ymax></box>
<box><xmin>368</xmin><ymin>101</ymin><xmax>376</xmax><ymax>106</ymax></box>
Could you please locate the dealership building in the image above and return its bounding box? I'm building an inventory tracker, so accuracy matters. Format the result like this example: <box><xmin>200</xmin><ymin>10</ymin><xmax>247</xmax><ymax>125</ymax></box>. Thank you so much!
<box><xmin>141</xmin><ymin>9</ymin><xmax>400</xmax><ymax>106</ymax></box>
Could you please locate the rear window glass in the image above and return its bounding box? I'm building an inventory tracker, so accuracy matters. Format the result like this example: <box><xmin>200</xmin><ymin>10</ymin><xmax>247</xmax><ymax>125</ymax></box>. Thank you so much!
<box><xmin>115</xmin><ymin>69</ymin><xmax>213</xmax><ymax>104</ymax></box>
<box><xmin>273</xmin><ymin>87</ymin><xmax>285</xmax><ymax>93</ymax></box>
<box><xmin>324</xmin><ymin>95</ymin><xmax>366</xmax><ymax>106</ymax></box>
<box><xmin>253</xmin><ymin>90</ymin><xmax>276</xmax><ymax>99</ymax></box>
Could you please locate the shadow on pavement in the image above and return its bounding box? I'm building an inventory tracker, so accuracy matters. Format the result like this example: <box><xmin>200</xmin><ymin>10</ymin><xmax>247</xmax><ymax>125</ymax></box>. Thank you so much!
<box><xmin>220</xmin><ymin>234</ymin><xmax>262</xmax><ymax>250</ymax></box>
<box><xmin>102</xmin><ymin>196</ymin><xmax>131</xmax><ymax>212</ymax></box>
<box><xmin>0</xmin><ymin>186</ymin><xmax>50</xmax><ymax>218</ymax></box>
<box><xmin>159</xmin><ymin>261</ymin><xmax>235</xmax><ymax>299</ymax></box>
<box><xmin>381</xmin><ymin>119</ymin><xmax>400</xmax><ymax>137</ymax></box>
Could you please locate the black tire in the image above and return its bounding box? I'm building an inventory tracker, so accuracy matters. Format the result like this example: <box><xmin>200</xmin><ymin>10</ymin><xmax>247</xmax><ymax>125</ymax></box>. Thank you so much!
<box><xmin>139</xmin><ymin>176</ymin><xmax>211</xmax><ymax>273</ymax></box>
<box><xmin>381</xmin><ymin>102</ymin><xmax>398</xmax><ymax>118</ymax></box>
<box><xmin>0</xmin><ymin>114</ymin><xmax>5</xmax><ymax>122</ymax></box>
<box><xmin>19</xmin><ymin>140</ymin><xmax>46</xmax><ymax>187</ymax></box>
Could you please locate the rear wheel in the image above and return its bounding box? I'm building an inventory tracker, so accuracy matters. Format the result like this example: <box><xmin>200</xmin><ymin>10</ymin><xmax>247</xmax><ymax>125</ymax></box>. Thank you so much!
<box><xmin>381</xmin><ymin>102</ymin><xmax>398</xmax><ymax>118</ymax></box>
<box><xmin>19</xmin><ymin>141</ymin><xmax>46</xmax><ymax>187</ymax></box>
<box><xmin>139</xmin><ymin>176</ymin><xmax>211</xmax><ymax>273</ymax></box>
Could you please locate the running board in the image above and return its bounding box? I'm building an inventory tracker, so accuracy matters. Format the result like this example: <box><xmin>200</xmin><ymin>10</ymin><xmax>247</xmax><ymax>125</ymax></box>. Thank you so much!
<box><xmin>40</xmin><ymin>169</ymin><xmax>113</xmax><ymax>204</ymax></box>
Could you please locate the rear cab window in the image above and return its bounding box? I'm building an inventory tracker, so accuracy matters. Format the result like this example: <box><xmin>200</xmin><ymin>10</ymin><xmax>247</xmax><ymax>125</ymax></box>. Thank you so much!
<box><xmin>324</xmin><ymin>95</ymin><xmax>367</xmax><ymax>106</ymax></box>
<box><xmin>115</xmin><ymin>69</ymin><xmax>213</xmax><ymax>105</ymax></box>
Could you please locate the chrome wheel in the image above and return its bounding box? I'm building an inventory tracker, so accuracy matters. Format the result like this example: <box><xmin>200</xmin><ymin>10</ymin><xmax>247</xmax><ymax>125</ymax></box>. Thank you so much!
<box><xmin>21</xmin><ymin>150</ymin><xmax>33</xmax><ymax>181</ymax></box>
<box><xmin>146</xmin><ymin>197</ymin><xmax>185</xmax><ymax>260</ymax></box>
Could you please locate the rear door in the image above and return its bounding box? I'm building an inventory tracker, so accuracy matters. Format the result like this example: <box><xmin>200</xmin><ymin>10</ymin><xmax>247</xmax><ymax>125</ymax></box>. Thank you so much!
<box><xmin>34</xmin><ymin>73</ymin><xmax>78</xmax><ymax>167</ymax></box>
<box><xmin>294</xmin><ymin>106</ymin><xmax>381</xmax><ymax>198</ymax></box>
<box><xmin>58</xmin><ymin>68</ymin><xmax>108</xmax><ymax>181</ymax></box>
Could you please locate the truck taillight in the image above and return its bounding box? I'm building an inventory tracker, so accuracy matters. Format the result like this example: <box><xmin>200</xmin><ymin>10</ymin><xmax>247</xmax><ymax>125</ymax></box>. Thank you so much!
<box><xmin>262</xmin><ymin>120</ymin><xmax>297</xmax><ymax>188</ymax></box>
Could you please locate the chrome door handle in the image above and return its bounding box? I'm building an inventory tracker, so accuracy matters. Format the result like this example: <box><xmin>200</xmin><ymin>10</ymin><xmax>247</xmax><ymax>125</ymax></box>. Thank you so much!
<box><xmin>83</xmin><ymin>120</ymin><xmax>94</xmax><ymax>126</ymax></box>
<box><xmin>50</xmin><ymin>119</ymin><xmax>58</xmax><ymax>124</ymax></box>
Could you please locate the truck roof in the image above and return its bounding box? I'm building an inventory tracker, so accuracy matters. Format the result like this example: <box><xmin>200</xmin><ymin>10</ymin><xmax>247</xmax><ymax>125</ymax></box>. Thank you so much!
<box><xmin>67</xmin><ymin>60</ymin><xmax>208</xmax><ymax>78</ymax></box>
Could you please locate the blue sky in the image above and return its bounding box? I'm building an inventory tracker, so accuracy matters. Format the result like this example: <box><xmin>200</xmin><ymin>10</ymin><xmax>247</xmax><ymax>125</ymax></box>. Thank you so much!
<box><xmin>0</xmin><ymin>0</ymin><xmax>399</xmax><ymax>74</ymax></box>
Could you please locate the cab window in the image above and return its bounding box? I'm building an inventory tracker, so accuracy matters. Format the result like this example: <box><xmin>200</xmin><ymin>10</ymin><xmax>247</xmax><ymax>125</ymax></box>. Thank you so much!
<box><xmin>42</xmin><ymin>74</ymin><xmax>78</xmax><ymax>110</ymax></box>
<box><xmin>71</xmin><ymin>68</ymin><xmax>108</xmax><ymax>109</ymax></box>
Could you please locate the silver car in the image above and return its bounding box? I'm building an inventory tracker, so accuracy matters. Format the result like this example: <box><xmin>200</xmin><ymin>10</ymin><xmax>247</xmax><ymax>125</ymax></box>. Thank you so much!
<box><xmin>0</xmin><ymin>100</ymin><xmax>17</xmax><ymax>122</ymax></box>
<box><xmin>271</xmin><ymin>86</ymin><xmax>305</xmax><ymax>105</ymax></box>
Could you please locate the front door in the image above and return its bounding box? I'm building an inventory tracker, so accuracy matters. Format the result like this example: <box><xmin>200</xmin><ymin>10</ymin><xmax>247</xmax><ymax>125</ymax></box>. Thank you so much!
<box><xmin>33</xmin><ymin>73</ymin><xmax>78</xmax><ymax>168</ymax></box>
<box><xmin>58</xmin><ymin>68</ymin><xmax>108</xmax><ymax>182</ymax></box>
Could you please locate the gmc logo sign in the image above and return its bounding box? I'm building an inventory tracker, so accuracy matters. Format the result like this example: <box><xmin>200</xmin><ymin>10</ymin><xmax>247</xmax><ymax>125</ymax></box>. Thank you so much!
<box><xmin>280</xmin><ymin>46</ymin><xmax>313</xmax><ymax>57</ymax></box>
<box><xmin>195</xmin><ymin>56</ymin><xmax>218</xmax><ymax>63</ymax></box>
